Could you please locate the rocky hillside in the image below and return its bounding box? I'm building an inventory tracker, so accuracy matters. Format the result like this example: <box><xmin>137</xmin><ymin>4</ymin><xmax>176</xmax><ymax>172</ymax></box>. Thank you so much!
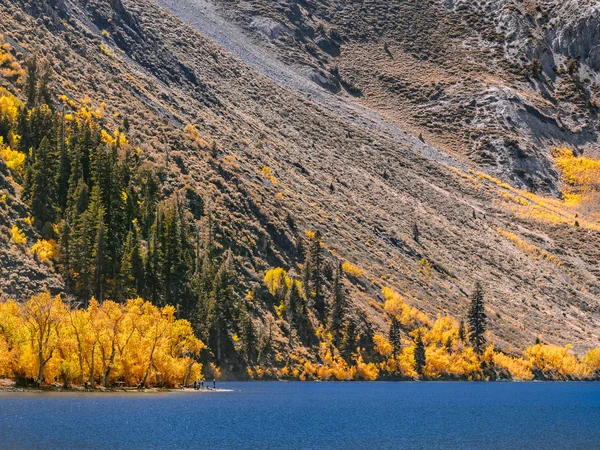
<box><xmin>1</xmin><ymin>0</ymin><xmax>600</xmax><ymax>361</ymax></box>
<box><xmin>197</xmin><ymin>0</ymin><xmax>600</xmax><ymax>195</ymax></box>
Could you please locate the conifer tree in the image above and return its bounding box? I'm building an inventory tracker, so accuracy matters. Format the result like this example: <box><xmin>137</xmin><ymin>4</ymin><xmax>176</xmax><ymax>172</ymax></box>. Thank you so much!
<box><xmin>119</xmin><ymin>229</ymin><xmax>145</xmax><ymax>300</ymax></box>
<box><xmin>56</xmin><ymin>109</ymin><xmax>70</xmax><ymax>212</ymax></box>
<box><xmin>24</xmin><ymin>55</ymin><xmax>38</xmax><ymax>108</ymax></box>
<box><xmin>240</xmin><ymin>302</ymin><xmax>256</xmax><ymax>364</ymax></box>
<box><xmin>305</xmin><ymin>230</ymin><xmax>325</xmax><ymax>320</ymax></box>
<box><xmin>328</xmin><ymin>261</ymin><xmax>345</xmax><ymax>347</ymax></box>
<box><xmin>295</xmin><ymin>233</ymin><xmax>305</xmax><ymax>263</ymax></box>
<box><xmin>29</xmin><ymin>137</ymin><xmax>58</xmax><ymax>231</ymax></box>
<box><xmin>458</xmin><ymin>320</ymin><xmax>466</xmax><ymax>342</ymax></box>
<box><xmin>286</xmin><ymin>279</ymin><xmax>301</xmax><ymax>347</ymax></box>
<box><xmin>71</xmin><ymin>189</ymin><xmax>98</xmax><ymax>304</ymax></box>
<box><xmin>144</xmin><ymin>211</ymin><xmax>163</xmax><ymax>305</ymax></box>
<box><xmin>468</xmin><ymin>282</ymin><xmax>487</xmax><ymax>354</ymax></box>
<box><xmin>211</xmin><ymin>252</ymin><xmax>235</xmax><ymax>362</ymax></box>
<box><xmin>340</xmin><ymin>318</ymin><xmax>357</xmax><ymax>362</ymax></box>
<box><xmin>389</xmin><ymin>316</ymin><xmax>402</xmax><ymax>358</ymax></box>
<box><xmin>160</xmin><ymin>203</ymin><xmax>191</xmax><ymax>311</ymax></box>
<box><xmin>193</xmin><ymin>250</ymin><xmax>215</xmax><ymax>343</ymax></box>
<box><xmin>92</xmin><ymin>203</ymin><xmax>108</xmax><ymax>302</ymax></box>
<box><xmin>414</xmin><ymin>331</ymin><xmax>426</xmax><ymax>377</ymax></box>
<box><xmin>37</xmin><ymin>59</ymin><xmax>52</xmax><ymax>108</ymax></box>
<box><xmin>57</xmin><ymin>218</ymin><xmax>72</xmax><ymax>289</ymax></box>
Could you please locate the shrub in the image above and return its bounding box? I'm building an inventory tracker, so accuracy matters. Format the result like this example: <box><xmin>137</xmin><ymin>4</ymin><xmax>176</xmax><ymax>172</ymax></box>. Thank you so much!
<box><xmin>261</xmin><ymin>167</ymin><xmax>278</xmax><ymax>186</ymax></box>
<box><xmin>0</xmin><ymin>144</ymin><xmax>25</xmax><ymax>176</ymax></box>
<box><xmin>342</xmin><ymin>261</ymin><xmax>363</xmax><ymax>278</ymax></box>
<box><xmin>31</xmin><ymin>239</ymin><xmax>57</xmax><ymax>263</ymax></box>
<box><xmin>10</xmin><ymin>225</ymin><xmax>26</xmax><ymax>245</ymax></box>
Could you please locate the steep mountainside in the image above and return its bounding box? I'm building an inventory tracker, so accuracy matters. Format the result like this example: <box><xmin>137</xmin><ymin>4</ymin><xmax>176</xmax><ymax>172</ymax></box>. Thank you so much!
<box><xmin>199</xmin><ymin>0</ymin><xmax>600</xmax><ymax>194</ymax></box>
<box><xmin>1</xmin><ymin>0</ymin><xmax>600</xmax><ymax>367</ymax></box>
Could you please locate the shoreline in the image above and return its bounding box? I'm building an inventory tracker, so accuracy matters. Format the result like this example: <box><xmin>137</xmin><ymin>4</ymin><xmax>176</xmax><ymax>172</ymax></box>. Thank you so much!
<box><xmin>0</xmin><ymin>386</ymin><xmax>233</xmax><ymax>394</ymax></box>
<box><xmin>1</xmin><ymin>378</ymin><xmax>598</xmax><ymax>394</ymax></box>
<box><xmin>0</xmin><ymin>380</ymin><xmax>232</xmax><ymax>394</ymax></box>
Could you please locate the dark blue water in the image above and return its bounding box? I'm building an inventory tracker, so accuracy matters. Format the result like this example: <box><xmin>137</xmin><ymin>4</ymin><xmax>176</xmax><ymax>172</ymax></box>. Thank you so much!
<box><xmin>1</xmin><ymin>382</ymin><xmax>599</xmax><ymax>449</ymax></box>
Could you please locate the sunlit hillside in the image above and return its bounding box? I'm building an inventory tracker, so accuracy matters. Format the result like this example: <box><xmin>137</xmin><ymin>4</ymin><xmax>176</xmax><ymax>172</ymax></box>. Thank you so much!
<box><xmin>1</xmin><ymin>0</ymin><xmax>600</xmax><ymax>386</ymax></box>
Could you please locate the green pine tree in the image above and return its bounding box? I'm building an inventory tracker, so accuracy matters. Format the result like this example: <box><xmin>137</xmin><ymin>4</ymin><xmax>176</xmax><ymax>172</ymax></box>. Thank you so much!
<box><xmin>210</xmin><ymin>251</ymin><xmax>235</xmax><ymax>363</ymax></box>
<box><xmin>468</xmin><ymin>282</ymin><xmax>487</xmax><ymax>354</ymax></box>
<box><xmin>286</xmin><ymin>279</ymin><xmax>301</xmax><ymax>348</ymax></box>
<box><xmin>305</xmin><ymin>230</ymin><xmax>325</xmax><ymax>320</ymax></box>
<box><xmin>414</xmin><ymin>331</ymin><xmax>426</xmax><ymax>377</ymax></box>
<box><xmin>29</xmin><ymin>137</ymin><xmax>58</xmax><ymax>232</ymax></box>
<box><xmin>458</xmin><ymin>320</ymin><xmax>466</xmax><ymax>342</ymax></box>
<box><xmin>389</xmin><ymin>316</ymin><xmax>402</xmax><ymax>358</ymax></box>
<box><xmin>328</xmin><ymin>261</ymin><xmax>345</xmax><ymax>348</ymax></box>
<box><xmin>340</xmin><ymin>318</ymin><xmax>357</xmax><ymax>362</ymax></box>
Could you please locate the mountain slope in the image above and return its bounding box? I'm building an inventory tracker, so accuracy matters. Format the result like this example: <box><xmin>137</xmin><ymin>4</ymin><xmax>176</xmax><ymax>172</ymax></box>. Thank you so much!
<box><xmin>0</xmin><ymin>0</ymin><xmax>599</xmax><ymax>363</ymax></box>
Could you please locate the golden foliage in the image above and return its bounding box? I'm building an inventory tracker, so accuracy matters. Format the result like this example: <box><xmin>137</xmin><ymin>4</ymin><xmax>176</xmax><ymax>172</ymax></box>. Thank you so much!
<box><xmin>264</xmin><ymin>267</ymin><xmax>292</xmax><ymax>297</ymax></box>
<box><xmin>305</xmin><ymin>230</ymin><xmax>316</xmax><ymax>240</ymax></box>
<box><xmin>382</xmin><ymin>287</ymin><xmax>431</xmax><ymax>328</ymax></box>
<box><xmin>524</xmin><ymin>343</ymin><xmax>587</xmax><ymax>380</ymax></box>
<box><xmin>0</xmin><ymin>89</ymin><xmax>24</xmax><ymax>125</ymax></box>
<box><xmin>31</xmin><ymin>239</ymin><xmax>57</xmax><ymax>263</ymax></box>
<box><xmin>101</xmin><ymin>129</ymin><xmax>128</xmax><ymax>148</ymax></box>
<box><xmin>184</xmin><ymin>124</ymin><xmax>208</xmax><ymax>148</ymax></box>
<box><xmin>261</xmin><ymin>167</ymin><xmax>278</xmax><ymax>186</ymax></box>
<box><xmin>497</xmin><ymin>228</ymin><xmax>562</xmax><ymax>267</ymax></box>
<box><xmin>99</xmin><ymin>44</ymin><xmax>114</xmax><ymax>57</ymax></box>
<box><xmin>0</xmin><ymin>143</ymin><xmax>25</xmax><ymax>176</ymax></box>
<box><xmin>10</xmin><ymin>224</ymin><xmax>26</xmax><ymax>245</ymax></box>
<box><xmin>417</xmin><ymin>257</ymin><xmax>432</xmax><ymax>279</ymax></box>
<box><xmin>0</xmin><ymin>39</ymin><xmax>25</xmax><ymax>83</ymax></box>
<box><xmin>493</xmin><ymin>351</ymin><xmax>533</xmax><ymax>381</ymax></box>
<box><xmin>554</xmin><ymin>147</ymin><xmax>600</xmax><ymax>193</ymax></box>
<box><xmin>0</xmin><ymin>294</ymin><xmax>204</xmax><ymax>387</ymax></box>
<box><xmin>342</xmin><ymin>262</ymin><xmax>364</xmax><ymax>278</ymax></box>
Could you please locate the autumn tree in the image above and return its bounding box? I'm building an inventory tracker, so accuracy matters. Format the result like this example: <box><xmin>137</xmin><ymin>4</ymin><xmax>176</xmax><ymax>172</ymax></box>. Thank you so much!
<box><xmin>21</xmin><ymin>293</ymin><xmax>65</xmax><ymax>385</ymax></box>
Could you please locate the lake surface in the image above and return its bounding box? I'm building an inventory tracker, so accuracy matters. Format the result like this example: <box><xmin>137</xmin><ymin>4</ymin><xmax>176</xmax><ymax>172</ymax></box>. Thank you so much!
<box><xmin>1</xmin><ymin>381</ymin><xmax>599</xmax><ymax>449</ymax></box>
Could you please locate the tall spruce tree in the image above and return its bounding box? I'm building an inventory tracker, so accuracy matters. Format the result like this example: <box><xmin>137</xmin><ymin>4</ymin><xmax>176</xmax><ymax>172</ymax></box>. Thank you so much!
<box><xmin>286</xmin><ymin>280</ymin><xmax>301</xmax><ymax>347</ymax></box>
<box><xmin>240</xmin><ymin>302</ymin><xmax>256</xmax><ymax>364</ymax></box>
<box><xmin>458</xmin><ymin>320</ymin><xmax>466</xmax><ymax>342</ymax></box>
<box><xmin>119</xmin><ymin>229</ymin><xmax>145</xmax><ymax>300</ymax></box>
<box><xmin>56</xmin><ymin>109</ymin><xmax>70</xmax><ymax>212</ymax></box>
<box><xmin>24</xmin><ymin>55</ymin><xmax>38</xmax><ymax>108</ymax></box>
<box><xmin>414</xmin><ymin>331</ymin><xmax>426</xmax><ymax>377</ymax></box>
<box><xmin>210</xmin><ymin>251</ymin><xmax>235</xmax><ymax>362</ymax></box>
<box><xmin>305</xmin><ymin>230</ymin><xmax>325</xmax><ymax>320</ymax></box>
<box><xmin>468</xmin><ymin>282</ymin><xmax>487</xmax><ymax>354</ymax></box>
<box><xmin>340</xmin><ymin>318</ymin><xmax>357</xmax><ymax>362</ymax></box>
<box><xmin>92</xmin><ymin>203</ymin><xmax>108</xmax><ymax>302</ymax></box>
<box><xmin>328</xmin><ymin>261</ymin><xmax>345</xmax><ymax>348</ymax></box>
<box><xmin>389</xmin><ymin>316</ymin><xmax>402</xmax><ymax>358</ymax></box>
<box><xmin>29</xmin><ymin>137</ymin><xmax>58</xmax><ymax>231</ymax></box>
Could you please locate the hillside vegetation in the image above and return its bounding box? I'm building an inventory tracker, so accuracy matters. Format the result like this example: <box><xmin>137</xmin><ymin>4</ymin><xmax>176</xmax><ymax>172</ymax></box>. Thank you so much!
<box><xmin>1</xmin><ymin>0</ymin><xmax>600</xmax><ymax>385</ymax></box>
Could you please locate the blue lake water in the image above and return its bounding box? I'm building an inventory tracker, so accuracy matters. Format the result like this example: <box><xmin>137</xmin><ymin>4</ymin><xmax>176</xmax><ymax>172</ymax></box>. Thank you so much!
<box><xmin>1</xmin><ymin>381</ymin><xmax>600</xmax><ymax>449</ymax></box>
